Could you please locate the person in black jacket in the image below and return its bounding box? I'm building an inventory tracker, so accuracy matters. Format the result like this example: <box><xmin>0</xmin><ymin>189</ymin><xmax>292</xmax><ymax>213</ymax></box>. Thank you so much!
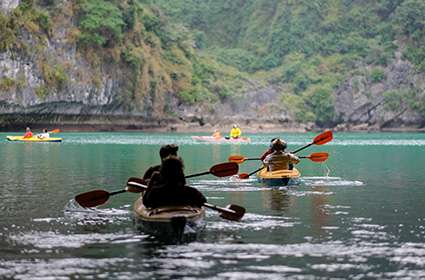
<box><xmin>143</xmin><ymin>156</ymin><xmax>207</xmax><ymax>208</ymax></box>
<box><xmin>141</xmin><ymin>144</ymin><xmax>179</xmax><ymax>184</ymax></box>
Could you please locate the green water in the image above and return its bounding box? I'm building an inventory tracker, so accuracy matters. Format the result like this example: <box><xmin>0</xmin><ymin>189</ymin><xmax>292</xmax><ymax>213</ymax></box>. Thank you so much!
<box><xmin>1</xmin><ymin>132</ymin><xmax>425</xmax><ymax>279</ymax></box>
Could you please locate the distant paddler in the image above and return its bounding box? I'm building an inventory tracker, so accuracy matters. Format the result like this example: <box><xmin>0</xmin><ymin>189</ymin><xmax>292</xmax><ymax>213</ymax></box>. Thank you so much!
<box><xmin>23</xmin><ymin>127</ymin><xmax>33</xmax><ymax>139</ymax></box>
<box><xmin>212</xmin><ymin>129</ymin><xmax>221</xmax><ymax>140</ymax></box>
<box><xmin>229</xmin><ymin>124</ymin><xmax>242</xmax><ymax>139</ymax></box>
<box><xmin>36</xmin><ymin>128</ymin><xmax>50</xmax><ymax>139</ymax></box>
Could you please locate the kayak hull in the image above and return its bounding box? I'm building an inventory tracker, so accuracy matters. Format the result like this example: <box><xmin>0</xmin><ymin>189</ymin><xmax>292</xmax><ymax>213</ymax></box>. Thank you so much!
<box><xmin>133</xmin><ymin>196</ymin><xmax>205</xmax><ymax>240</ymax></box>
<box><xmin>192</xmin><ymin>136</ymin><xmax>250</xmax><ymax>144</ymax></box>
<box><xmin>6</xmin><ymin>136</ymin><xmax>62</xmax><ymax>142</ymax></box>
<box><xmin>257</xmin><ymin>168</ymin><xmax>301</xmax><ymax>186</ymax></box>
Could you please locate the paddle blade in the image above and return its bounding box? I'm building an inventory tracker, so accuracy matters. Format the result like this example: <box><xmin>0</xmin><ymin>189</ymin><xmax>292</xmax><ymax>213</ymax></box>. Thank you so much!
<box><xmin>313</xmin><ymin>130</ymin><xmax>333</xmax><ymax>145</ymax></box>
<box><xmin>126</xmin><ymin>177</ymin><xmax>148</xmax><ymax>192</ymax></box>
<box><xmin>219</xmin><ymin>204</ymin><xmax>246</xmax><ymax>221</ymax></box>
<box><xmin>308</xmin><ymin>152</ymin><xmax>329</xmax><ymax>162</ymax></box>
<box><xmin>75</xmin><ymin>190</ymin><xmax>110</xmax><ymax>208</ymax></box>
<box><xmin>228</xmin><ymin>155</ymin><xmax>246</xmax><ymax>164</ymax></box>
<box><xmin>210</xmin><ymin>162</ymin><xmax>239</xmax><ymax>177</ymax></box>
<box><xmin>49</xmin><ymin>129</ymin><xmax>61</xmax><ymax>133</ymax></box>
<box><xmin>238</xmin><ymin>173</ymin><xmax>250</xmax><ymax>179</ymax></box>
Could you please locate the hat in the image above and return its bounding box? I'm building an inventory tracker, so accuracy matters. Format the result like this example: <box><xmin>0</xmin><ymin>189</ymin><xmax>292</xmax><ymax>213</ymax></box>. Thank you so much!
<box><xmin>271</xmin><ymin>139</ymin><xmax>287</xmax><ymax>151</ymax></box>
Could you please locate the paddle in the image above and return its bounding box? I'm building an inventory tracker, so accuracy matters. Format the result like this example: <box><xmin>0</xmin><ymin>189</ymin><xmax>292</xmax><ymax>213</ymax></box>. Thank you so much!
<box><xmin>300</xmin><ymin>152</ymin><xmax>329</xmax><ymax>162</ymax></box>
<box><xmin>75</xmin><ymin>162</ymin><xmax>239</xmax><ymax>208</ymax></box>
<box><xmin>238</xmin><ymin>131</ymin><xmax>333</xmax><ymax>179</ymax></box>
<box><xmin>229</xmin><ymin>152</ymin><xmax>329</xmax><ymax>164</ymax></box>
<box><xmin>127</xmin><ymin>177</ymin><xmax>245</xmax><ymax>221</ymax></box>
<box><xmin>292</xmin><ymin>130</ymin><xmax>333</xmax><ymax>154</ymax></box>
<box><xmin>185</xmin><ymin>162</ymin><xmax>239</xmax><ymax>178</ymax></box>
<box><xmin>49</xmin><ymin>129</ymin><xmax>61</xmax><ymax>133</ymax></box>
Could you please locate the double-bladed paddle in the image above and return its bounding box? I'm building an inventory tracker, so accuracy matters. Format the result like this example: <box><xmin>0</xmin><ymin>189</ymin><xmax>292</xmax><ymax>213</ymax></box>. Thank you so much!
<box><xmin>49</xmin><ymin>129</ymin><xmax>61</xmax><ymax>133</ymax></box>
<box><xmin>75</xmin><ymin>162</ymin><xmax>239</xmax><ymax>208</ymax></box>
<box><xmin>127</xmin><ymin>177</ymin><xmax>245</xmax><ymax>221</ymax></box>
<box><xmin>229</xmin><ymin>152</ymin><xmax>329</xmax><ymax>164</ymax></box>
<box><xmin>237</xmin><ymin>130</ymin><xmax>333</xmax><ymax>179</ymax></box>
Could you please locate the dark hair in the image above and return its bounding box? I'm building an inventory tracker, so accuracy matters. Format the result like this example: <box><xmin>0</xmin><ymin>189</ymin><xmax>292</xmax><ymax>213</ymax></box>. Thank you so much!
<box><xmin>159</xmin><ymin>144</ymin><xmax>179</xmax><ymax>159</ymax></box>
<box><xmin>159</xmin><ymin>156</ymin><xmax>186</xmax><ymax>187</ymax></box>
<box><xmin>271</xmin><ymin>138</ymin><xmax>287</xmax><ymax>151</ymax></box>
<box><xmin>269</xmin><ymin>138</ymin><xmax>277</xmax><ymax>148</ymax></box>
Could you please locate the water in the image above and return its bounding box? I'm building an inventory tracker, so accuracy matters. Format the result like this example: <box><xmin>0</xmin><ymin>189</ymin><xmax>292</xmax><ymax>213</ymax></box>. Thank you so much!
<box><xmin>1</xmin><ymin>131</ymin><xmax>424</xmax><ymax>279</ymax></box>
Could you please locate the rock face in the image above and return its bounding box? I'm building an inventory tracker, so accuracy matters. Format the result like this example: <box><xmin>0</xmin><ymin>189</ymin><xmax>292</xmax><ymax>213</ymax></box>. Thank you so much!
<box><xmin>334</xmin><ymin>58</ymin><xmax>425</xmax><ymax>130</ymax></box>
<box><xmin>0</xmin><ymin>1</ymin><xmax>176</xmax><ymax>130</ymax></box>
<box><xmin>0</xmin><ymin>0</ymin><xmax>19</xmax><ymax>13</ymax></box>
<box><xmin>1</xmin><ymin>2</ymin><xmax>424</xmax><ymax>132</ymax></box>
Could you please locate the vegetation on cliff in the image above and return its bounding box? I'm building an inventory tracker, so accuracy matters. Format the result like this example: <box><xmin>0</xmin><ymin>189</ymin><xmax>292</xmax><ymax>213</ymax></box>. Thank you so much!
<box><xmin>1</xmin><ymin>0</ymin><xmax>424</xmax><ymax>128</ymax></box>
<box><xmin>151</xmin><ymin>0</ymin><xmax>425</xmax><ymax>126</ymax></box>
<box><xmin>0</xmin><ymin>0</ymin><xmax>245</xmax><ymax>117</ymax></box>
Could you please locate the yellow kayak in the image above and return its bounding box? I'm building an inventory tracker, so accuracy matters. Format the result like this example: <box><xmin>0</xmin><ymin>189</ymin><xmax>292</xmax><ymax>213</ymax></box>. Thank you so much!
<box><xmin>6</xmin><ymin>136</ymin><xmax>63</xmax><ymax>142</ymax></box>
<box><xmin>133</xmin><ymin>196</ymin><xmax>205</xmax><ymax>239</ymax></box>
<box><xmin>257</xmin><ymin>168</ymin><xmax>301</xmax><ymax>186</ymax></box>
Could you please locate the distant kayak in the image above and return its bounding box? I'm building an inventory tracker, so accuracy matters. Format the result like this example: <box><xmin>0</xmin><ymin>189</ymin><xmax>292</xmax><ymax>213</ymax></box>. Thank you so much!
<box><xmin>6</xmin><ymin>136</ymin><xmax>63</xmax><ymax>142</ymax></box>
<box><xmin>191</xmin><ymin>136</ymin><xmax>251</xmax><ymax>143</ymax></box>
<box><xmin>257</xmin><ymin>167</ymin><xmax>301</xmax><ymax>186</ymax></box>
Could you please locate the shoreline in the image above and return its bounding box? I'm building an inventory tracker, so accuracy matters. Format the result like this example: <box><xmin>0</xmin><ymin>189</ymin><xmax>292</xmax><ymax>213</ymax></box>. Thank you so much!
<box><xmin>1</xmin><ymin>122</ymin><xmax>424</xmax><ymax>133</ymax></box>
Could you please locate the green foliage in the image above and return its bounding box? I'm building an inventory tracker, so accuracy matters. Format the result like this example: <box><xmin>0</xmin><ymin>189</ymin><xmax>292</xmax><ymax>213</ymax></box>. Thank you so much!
<box><xmin>35</xmin><ymin>85</ymin><xmax>49</xmax><ymax>99</ymax></box>
<box><xmin>283</xmin><ymin>94</ymin><xmax>315</xmax><ymax>123</ymax></box>
<box><xmin>78</xmin><ymin>0</ymin><xmax>125</xmax><ymax>47</ymax></box>
<box><xmin>214</xmin><ymin>48</ymin><xmax>257</xmax><ymax>72</ymax></box>
<box><xmin>303</xmin><ymin>86</ymin><xmax>336</xmax><ymax>126</ymax></box>
<box><xmin>394</xmin><ymin>0</ymin><xmax>425</xmax><ymax>70</ymax></box>
<box><xmin>384</xmin><ymin>89</ymin><xmax>425</xmax><ymax>117</ymax></box>
<box><xmin>40</xmin><ymin>62</ymin><xmax>68</xmax><ymax>90</ymax></box>
<box><xmin>0</xmin><ymin>13</ymin><xmax>17</xmax><ymax>51</ymax></box>
<box><xmin>121</xmin><ymin>45</ymin><xmax>143</xmax><ymax>69</ymax></box>
<box><xmin>370</xmin><ymin>68</ymin><xmax>385</xmax><ymax>83</ymax></box>
<box><xmin>0</xmin><ymin>77</ymin><xmax>17</xmax><ymax>91</ymax></box>
<box><xmin>403</xmin><ymin>45</ymin><xmax>425</xmax><ymax>71</ymax></box>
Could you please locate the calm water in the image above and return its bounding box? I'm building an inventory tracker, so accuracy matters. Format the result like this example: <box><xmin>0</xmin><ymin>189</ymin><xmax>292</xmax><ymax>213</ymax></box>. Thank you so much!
<box><xmin>0</xmin><ymin>131</ymin><xmax>424</xmax><ymax>279</ymax></box>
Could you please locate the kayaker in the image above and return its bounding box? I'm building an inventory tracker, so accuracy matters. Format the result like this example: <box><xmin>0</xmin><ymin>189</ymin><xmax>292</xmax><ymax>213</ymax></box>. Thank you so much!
<box><xmin>37</xmin><ymin>129</ymin><xmax>50</xmax><ymax>139</ymax></box>
<box><xmin>212</xmin><ymin>129</ymin><xmax>221</xmax><ymax>139</ymax></box>
<box><xmin>23</xmin><ymin>127</ymin><xmax>33</xmax><ymax>139</ymax></box>
<box><xmin>263</xmin><ymin>138</ymin><xmax>300</xmax><ymax>171</ymax></box>
<box><xmin>142</xmin><ymin>144</ymin><xmax>179</xmax><ymax>184</ymax></box>
<box><xmin>229</xmin><ymin>124</ymin><xmax>241</xmax><ymax>139</ymax></box>
<box><xmin>143</xmin><ymin>156</ymin><xmax>207</xmax><ymax>208</ymax></box>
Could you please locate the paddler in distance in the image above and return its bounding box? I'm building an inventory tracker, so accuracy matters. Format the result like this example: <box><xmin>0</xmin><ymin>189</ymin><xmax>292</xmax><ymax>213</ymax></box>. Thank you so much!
<box><xmin>23</xmin><ymin>127</ymin><xmax>33</xmax><ymax>139</ymax></box>
<box><xmin>36</xmin><ymin>128</ymin><xmax>50</xmax><ymax>139</ymax></box>
<box><xmin>263</xmin><ymin>138</ymin><xmax>300</xmax><ymax>171</ymax></box>
<box><xmin>212</xmin><ymin>129</ymin><xmax>221</xmax><ymax>140</ymax></box>
<box><xmin>229</xmin><ymin>124</ymin><xmax>241</xmax><ymax>139</ymax></box>
<box><xmin>143</xmin><ymin>156</ymin><xmax>207</xmax><ymax>208</ymax></box>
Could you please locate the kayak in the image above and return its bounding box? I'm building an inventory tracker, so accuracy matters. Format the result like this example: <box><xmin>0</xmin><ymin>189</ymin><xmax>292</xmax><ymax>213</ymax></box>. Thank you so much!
<box><xmin>133</xmin><ymin>196</ymin><xmax>205</xmax><ymax>240</ymax></box>
<box><xmin>6</xmin><ymin>136</ymin><xmax>63</xmax><ymax>142</ymax></box>
<box><xmin>191</xmin><ymin>136</ymin><xmax>251</xmax><ymax>144</ymax></box>
<box><xmin>257</xmin><ymin>167</ymin><xmax>301</xmax><ymax>186</ymax></box>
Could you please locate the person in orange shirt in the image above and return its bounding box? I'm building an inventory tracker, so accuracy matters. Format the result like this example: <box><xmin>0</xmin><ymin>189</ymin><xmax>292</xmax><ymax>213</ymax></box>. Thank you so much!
<box><xmin>23</xmin><ymin>127</ymin><xmax>33</xmax><ymax>139</ymax></box>
<box><xmin>212</xmin><ymin>129</ymin><xmax>221</xmax><ymax>139</ymax></box>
